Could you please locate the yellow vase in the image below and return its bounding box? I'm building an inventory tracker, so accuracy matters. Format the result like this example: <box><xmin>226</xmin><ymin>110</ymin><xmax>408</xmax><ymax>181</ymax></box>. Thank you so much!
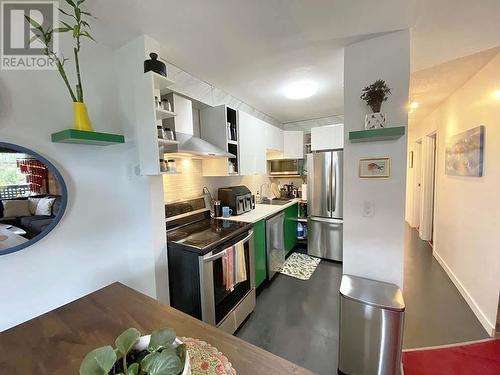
<box><xmin>73</xmin><ymin>102</ymin><xmax>93</xmax><ymax>132</ymax></box>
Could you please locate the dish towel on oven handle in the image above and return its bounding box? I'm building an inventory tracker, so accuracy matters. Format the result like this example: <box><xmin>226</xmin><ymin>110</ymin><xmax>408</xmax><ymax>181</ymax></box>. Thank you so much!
<box><xmin>222</xmin><ymin>243</ymin><xmax>247</xmax><ymax>292</ymax></box>
<box><xmin>223</xmin><ymin>245</ymin><xmax>234</xmax><ymax>291</ymax></box>
<box><xmin>234</xmin><ymin>242</ymin><xmax>247</xmax><ymax>285</ymax></box>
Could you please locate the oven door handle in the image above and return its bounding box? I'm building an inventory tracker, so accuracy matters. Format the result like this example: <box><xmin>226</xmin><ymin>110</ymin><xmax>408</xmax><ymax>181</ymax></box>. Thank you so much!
<box><xmin>203</xmin><ymin>230</ymin><xmax>253</xmax><ymax>263</ymax></box>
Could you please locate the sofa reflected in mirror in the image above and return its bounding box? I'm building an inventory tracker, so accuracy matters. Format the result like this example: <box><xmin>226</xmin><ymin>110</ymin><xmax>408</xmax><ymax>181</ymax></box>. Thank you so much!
<box><xmin>0</xmin><ymin>142</ymin><xmax>67</xmax><ymax>255</ymax></box>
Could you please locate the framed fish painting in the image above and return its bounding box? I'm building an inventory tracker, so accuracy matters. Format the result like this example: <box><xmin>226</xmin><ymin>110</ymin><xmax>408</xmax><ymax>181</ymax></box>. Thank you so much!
<box><xmin>445</xmin><ymin>126</ymin><xmax>485</xmax><ymax>177</ymax></box>
<box><xmin>359</xmin><ymin>157</ymin><xmax>391</xmax><ymax>178</ymax></box>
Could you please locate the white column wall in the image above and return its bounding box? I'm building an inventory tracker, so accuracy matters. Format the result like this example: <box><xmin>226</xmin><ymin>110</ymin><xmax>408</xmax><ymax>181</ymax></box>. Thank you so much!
<box><xmin>343</xmin><ymin>30</ymin><xmax>410</xmax><ymax>288</ymax></box>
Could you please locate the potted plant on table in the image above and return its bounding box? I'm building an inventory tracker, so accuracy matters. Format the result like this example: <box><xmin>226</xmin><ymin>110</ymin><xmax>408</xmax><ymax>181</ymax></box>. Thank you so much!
<box><xmin>79</xmin><ymin>327</ymin><xmax>190</xmax><ymax>375</ymax></box>
<box><xmin>25</xmin><ymin>0</ymin><xmax>95</xmax><ymax>132</ymax></box>
<box><xmin>360</xmin><ymin>79</ymin><xmax>392</xmax><ymax>130</ymax></box>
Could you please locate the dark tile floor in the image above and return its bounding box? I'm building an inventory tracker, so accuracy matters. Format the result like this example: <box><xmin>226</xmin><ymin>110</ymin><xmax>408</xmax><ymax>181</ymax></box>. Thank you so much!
<box><xmin>236</xmin><ymin>257</ymin><xmax>343</xmax><ymax>375</ymax></box>
<box><xmin>403</xmin><ymin>226</ymin><xmax>488</xmax><ymax>348</ymax></box>
<box><xmin>236</xmin><ymin>226</ymin><xmax>489</xmax><ymax>374</ymax></box>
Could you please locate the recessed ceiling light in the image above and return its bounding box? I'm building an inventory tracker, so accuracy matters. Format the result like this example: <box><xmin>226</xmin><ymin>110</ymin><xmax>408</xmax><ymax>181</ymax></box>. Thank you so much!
<box><xmin>283</xmin><ymin>80</ymin><xmax>318</xmax><ymax>99</ymax></box>
<box><xmin>494</xmin><ymin>90</ymin><xmax>500</xmax><ymax>100</ymax></box>
<box><xmin>410</xmin><ymin>101</ymin><xmax>419</xmax><ymax>109</ymax></box>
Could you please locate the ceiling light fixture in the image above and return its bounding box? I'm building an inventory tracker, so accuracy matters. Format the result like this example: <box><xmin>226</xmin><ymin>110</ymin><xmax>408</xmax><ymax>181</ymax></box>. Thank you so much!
<box><xmin>494</xmin><ymin>90</ymin><xmax>500</xmax><ymax>100</ymax></box>
<box><xmin>410</xmin><ymin>101</ymin><xmax>419</xmax><ymax>109</ymax></box>
<box><xmin>283</xmin><ymin>80</ymin><xmax>318</xmax><ymax>99</ymax></box>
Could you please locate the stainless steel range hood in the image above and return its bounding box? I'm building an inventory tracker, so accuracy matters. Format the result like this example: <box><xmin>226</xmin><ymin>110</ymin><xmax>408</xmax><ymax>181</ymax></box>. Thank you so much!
<box><xmin>165</xmin><ymin>132</ymin><xmax>235</xmax><ymax>159</ymax></box>
<box><xmin>162</xmin><ymin>93</ymin><xmax>234</xmax><ymax>159</ymax></box>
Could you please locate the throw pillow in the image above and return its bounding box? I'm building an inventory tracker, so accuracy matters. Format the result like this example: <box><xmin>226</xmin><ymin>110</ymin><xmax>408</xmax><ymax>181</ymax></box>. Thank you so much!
<box><xmin>35</xmin><ymin>197</ymin><xmax>56</xmax><ymax>216</ymax></box>
<box><xmin>2</xmin><ymin>200</ymin><xmax>31</xmax><ymax>217</ymax></box>
<box><xmin>28</xmin><ymin>197</ymin><xmax>42</xmax><ymax>215</ymax></box>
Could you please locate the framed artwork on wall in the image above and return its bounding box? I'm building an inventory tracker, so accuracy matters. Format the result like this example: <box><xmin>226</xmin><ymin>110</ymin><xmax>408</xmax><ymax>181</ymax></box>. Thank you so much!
<box><xmin>359</xmin><ymin>157</ymin><xmax>391</xmax><ymax>178</ymax></box>
<box><xmin>445</xmin><ymin>125</ymin><xmax>485</xmax><ymax>177</ymax></box>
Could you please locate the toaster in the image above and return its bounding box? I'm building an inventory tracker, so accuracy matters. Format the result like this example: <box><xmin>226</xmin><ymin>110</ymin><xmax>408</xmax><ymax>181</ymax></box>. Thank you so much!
<box><xmin>218</xmin><ymin>186</ymin><xmax>253</xmax><ymax>216</ymax></box>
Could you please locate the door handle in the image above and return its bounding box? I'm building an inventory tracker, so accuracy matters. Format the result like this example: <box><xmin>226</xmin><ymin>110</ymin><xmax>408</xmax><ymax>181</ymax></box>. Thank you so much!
<box><xmin>331</xmin><ymin>154</ymin><xmax>336</xmax><ymax>213</ymax></box>
<box><xmin>203</xmin><ymin>230</ymin><xmax>254</xmax><ymax>263</ymax></box>
<box><xmin>309</xmin><ymin>217</ymin><xmax>343</xmax><ymax>224</ymax></box>
<box><xmin>203</xmin><ymin>251</ymin><xmax>226</xmax><ymax>263</ymax></box>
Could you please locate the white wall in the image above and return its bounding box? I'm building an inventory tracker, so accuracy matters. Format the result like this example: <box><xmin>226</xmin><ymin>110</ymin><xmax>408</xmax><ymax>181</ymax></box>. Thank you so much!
<box><xmin>406</xmin><ymin>52</ymin><xmax>500</xmax><ymax>335</ymax></box>
<box><xmin>0</xmin><ymin>39</ymin><xmax>159</xmax><ymax>331</ymax></box>
<box><xmin>343</xmin><ymin>30</ymin><xmax>410</xmax><ymax>288</ymax></box>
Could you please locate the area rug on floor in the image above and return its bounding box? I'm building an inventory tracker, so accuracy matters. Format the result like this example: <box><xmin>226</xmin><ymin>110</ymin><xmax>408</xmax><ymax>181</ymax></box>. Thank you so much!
<box><xmin>403</xmin><ymin>339</ymin><xmax>500</xmax><ymax>375</ymax></box>
<box><xmin>279</xmin><ymin>253</ymin><xmax>321</xmax><ymax>280</ymax></box>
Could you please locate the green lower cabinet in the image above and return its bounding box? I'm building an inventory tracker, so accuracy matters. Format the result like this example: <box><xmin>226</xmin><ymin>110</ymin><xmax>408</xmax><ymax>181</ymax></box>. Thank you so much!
<box><xmin>284</xmin><ymin>203</ymin><xmax>298</xmax><ymax>254</ymax></box>
<box><xmin>253</xmin><ymin>220</ymin><xmax>267</xmax><ymax>288</ymax></box>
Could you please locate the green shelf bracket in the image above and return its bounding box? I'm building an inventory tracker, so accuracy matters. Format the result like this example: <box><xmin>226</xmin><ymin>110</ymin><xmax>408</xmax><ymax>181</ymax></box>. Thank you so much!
<box><xmin>51</xmin><ymin>129</ymin><xmax>125</xmax><ymax>146</ymax></box>
<box><xmin>349</xmin><ymin>126</ymin><xmax>406</xmax><ymax>143</ymax></box>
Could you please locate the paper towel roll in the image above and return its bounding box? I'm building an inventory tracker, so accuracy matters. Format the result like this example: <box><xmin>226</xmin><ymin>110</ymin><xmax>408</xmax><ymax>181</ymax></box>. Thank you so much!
<box><xmin>301</xmin><ymin>184</ymin><xmax>307</xmax><ymax>200</ymax></box>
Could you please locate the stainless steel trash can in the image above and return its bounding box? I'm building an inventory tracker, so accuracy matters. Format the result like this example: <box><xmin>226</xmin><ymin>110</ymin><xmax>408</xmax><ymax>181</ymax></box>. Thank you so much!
<box><xmin>338</xmin><ymin>275</ymin><xmax>405</xmax><ymax>375</ymax></box>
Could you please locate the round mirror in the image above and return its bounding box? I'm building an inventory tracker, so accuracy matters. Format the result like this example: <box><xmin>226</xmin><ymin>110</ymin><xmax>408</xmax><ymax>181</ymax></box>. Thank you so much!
<box><xmin>0</xmin><ymin>142</ymin><xmax>67</xmax><ymax>255</ymax></box>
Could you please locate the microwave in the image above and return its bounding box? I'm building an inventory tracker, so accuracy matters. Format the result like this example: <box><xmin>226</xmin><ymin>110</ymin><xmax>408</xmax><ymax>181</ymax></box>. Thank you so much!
<box><xmin>268</xmin><ymin>159</ymin><xmax>303</xmax><ymax>176</ymax></box>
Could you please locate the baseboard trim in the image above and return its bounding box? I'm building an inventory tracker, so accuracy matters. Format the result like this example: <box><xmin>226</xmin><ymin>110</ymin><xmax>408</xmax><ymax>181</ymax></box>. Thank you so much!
<box><xmin>403</xmin><ymin>338</ymin><xmax>495</xmax><ymax>352</ymax></box>
<box><xmin>433</xmin><ymin>249</ymin><xmax>495</xmax><ymax>337</ymax></box>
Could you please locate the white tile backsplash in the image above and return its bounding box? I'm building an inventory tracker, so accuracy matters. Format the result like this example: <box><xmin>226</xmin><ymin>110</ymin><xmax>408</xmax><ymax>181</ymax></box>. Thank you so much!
<box><xmin>163</xmin><ymin>159</ymin><xmax>273</xmax><ymax>202</ymax></box>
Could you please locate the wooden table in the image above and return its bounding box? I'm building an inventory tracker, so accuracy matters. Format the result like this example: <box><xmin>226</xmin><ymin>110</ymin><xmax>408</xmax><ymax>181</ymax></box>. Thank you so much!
<box><xmin>0</xmin><ymin>282</ymin><xmax>314</xmax><ymax>375</ymax></box>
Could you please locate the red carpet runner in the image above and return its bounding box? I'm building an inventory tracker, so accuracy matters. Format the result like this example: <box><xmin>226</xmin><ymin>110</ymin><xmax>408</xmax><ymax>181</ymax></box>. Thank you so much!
<box><xmin>403</xmin><ymin>339</ymin><xmax>500</xmax><ymax>375</ymax></box>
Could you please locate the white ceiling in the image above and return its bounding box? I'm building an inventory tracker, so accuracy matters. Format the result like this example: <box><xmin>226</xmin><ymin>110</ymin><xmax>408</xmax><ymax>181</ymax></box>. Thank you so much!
<box><xmin>409</xmin><ymin>47</ymin><xmax>500</xmax><ymax>124</ymax></box>
<box><xmin>86</xmin><ymin>0</ymin><xmax>500</xmax><ymax>124</ymax></box>
<box><xmin>411</xmin><ymin>0</ymin><xmax>500</xmax><ymax>71</ymax></box>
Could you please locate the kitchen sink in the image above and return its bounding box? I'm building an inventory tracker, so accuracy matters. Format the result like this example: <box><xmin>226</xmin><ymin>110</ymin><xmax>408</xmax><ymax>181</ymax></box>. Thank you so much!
<box><xmin>259</xmin><ymin>198</ymin><xmax>292</xmax><ymax>206</ymax></box>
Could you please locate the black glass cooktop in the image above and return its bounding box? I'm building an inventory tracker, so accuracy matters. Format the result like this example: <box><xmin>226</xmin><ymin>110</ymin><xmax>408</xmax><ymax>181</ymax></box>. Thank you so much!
<box><xmin>167</xmin><ymin>218</ymin><xmax>251</xmax><ymax>254</ymax></box>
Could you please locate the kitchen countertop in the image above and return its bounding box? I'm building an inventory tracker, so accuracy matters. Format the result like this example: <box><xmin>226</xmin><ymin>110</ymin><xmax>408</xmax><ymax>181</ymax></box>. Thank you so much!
<box><xmin>0</xmin><ymin>282</ymin><xmax>313</xmax><ymax>375</ymax></box>
<box><xmin>219</xmin><ymin>198</ymin><xmax>301</xmax><ymax>223</ymax></box>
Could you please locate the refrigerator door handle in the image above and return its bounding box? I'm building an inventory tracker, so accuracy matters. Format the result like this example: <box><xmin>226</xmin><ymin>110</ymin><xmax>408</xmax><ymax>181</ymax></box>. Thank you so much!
<box><xmin>309</xmin><ymin>216</ymin><xmax>343</xmax><ymax>224</ymax></box>
<box><xmin>326</xmin><ymin>153</ymin><xmax>332</xmax><ymax>215</ymax></box>
<box><xmin>331</xmin><ymin>152</ymin><xmax>336</xmax><ymax>215</ymax></box>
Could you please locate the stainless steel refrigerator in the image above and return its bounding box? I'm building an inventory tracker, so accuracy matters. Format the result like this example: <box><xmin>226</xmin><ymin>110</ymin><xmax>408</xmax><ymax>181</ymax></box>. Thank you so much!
<box><xmin>307</xmin><ymin>151</ymin><xmax>343</xmax><ymax>262</ymax></box>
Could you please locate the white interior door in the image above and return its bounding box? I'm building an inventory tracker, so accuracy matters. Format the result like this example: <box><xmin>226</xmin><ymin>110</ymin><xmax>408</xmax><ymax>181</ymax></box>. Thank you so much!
<box><xmin>419</xmin><ymin>134</ymin><xmax>437</xmax><ymax>241</ymax></box>
<box><xmin>413</xmin><ymin>141</ymin><xmax>423</xmax><ymax>228</ymax></box>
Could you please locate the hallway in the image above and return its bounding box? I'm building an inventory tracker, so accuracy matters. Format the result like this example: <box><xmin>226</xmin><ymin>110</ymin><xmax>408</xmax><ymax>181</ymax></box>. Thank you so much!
<box><xmin>236</xmin><ymin>227</ymin><xmax>489</xmax><ymax>374</ymax></box>
<box><xmin>403</xmin><ymin>226</ymin><xmax>489</xmax><ymax>348</ymax></box>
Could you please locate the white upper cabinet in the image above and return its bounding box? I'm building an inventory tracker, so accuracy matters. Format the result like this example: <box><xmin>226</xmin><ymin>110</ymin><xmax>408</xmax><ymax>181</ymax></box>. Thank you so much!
<box><xmin>265</xmin><ymin>123</ymin><xmax>284</xmax><ymax>152</ymax></box>
<box><xmin>283</xmin><ymin>131</ymin><xmax>304</xmax><ymax>159</ymax></box>
<box><xmin>311</xmin><ymin>124</ymin><xmax>344</xmax><ymax>151</ymax></box>
<box><xmin>200</xmin><ymin>105</ymin><xmax>240</xmax><ymax>176</ymax></box>
<box><xmin>239</xmin><ymin>111</ymin><xmax>288</xmax><ymax>174</ymax></box>
<box><xmin>239</xmin><ymin>111</ymin><xmax>266</xmax><ymax>175</ymax></box>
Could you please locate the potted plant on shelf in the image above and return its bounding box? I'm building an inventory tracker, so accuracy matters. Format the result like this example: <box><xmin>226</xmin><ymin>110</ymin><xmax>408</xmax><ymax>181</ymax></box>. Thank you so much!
<box><xmin>360</xmin><ymin>79</ymin><xmax>392</xmax><ymax>130</ymax></box>
<box><xmin>79</xmin><ymin>327</ymin><xmax>190</xmax><ymax>375</ymax></box>
<box><xmin>25</xmin><ymin>0</ymin><xmax>95</xmax><ymax>132</ymax></box>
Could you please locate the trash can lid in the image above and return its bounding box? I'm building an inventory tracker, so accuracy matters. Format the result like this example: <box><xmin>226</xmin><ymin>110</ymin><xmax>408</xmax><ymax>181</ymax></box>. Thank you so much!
<box><xmin>339</xmin><ymin>275</ymin><xmax>405</xmax><ymax>311</ymax></box>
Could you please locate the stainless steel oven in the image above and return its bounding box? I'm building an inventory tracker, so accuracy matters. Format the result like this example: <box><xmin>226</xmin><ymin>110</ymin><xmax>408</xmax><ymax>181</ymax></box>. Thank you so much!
<box><xmin>200</xmin><ymin>229</ymin><xmax>255</xmax><ymax>333</ymax></box>
<box><xmin>166</xmin><ymin>195</ymin><xmax>256</xmax><ymax>334</ymax></box>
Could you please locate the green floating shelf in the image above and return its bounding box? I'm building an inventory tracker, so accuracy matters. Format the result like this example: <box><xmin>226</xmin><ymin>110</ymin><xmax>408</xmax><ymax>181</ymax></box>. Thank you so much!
<box><xmin>51</xmin><ymin>129</ymin><xmax>125</xmax><ymax>146</ymax></box>
<box><xmin>349</xmin><ymin>126</ymin><xmax>406</xmax><ymax>143</ymax></box>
